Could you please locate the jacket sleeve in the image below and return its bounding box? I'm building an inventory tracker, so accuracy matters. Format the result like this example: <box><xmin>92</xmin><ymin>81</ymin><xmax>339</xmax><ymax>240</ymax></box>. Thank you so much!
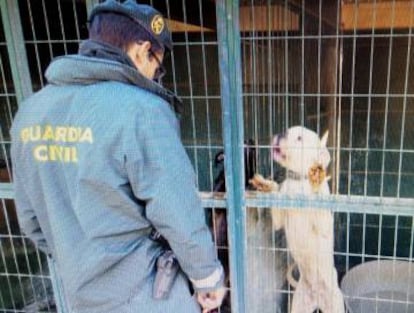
<box><xmin>12</xmin><ymin>162</ymin><xmax>51</xmax><ymax>256</ymax></box>
<box><xmin>125</xmin><ymin>100</ymin><xmax>224</xmax><ymax>292</ymax></box>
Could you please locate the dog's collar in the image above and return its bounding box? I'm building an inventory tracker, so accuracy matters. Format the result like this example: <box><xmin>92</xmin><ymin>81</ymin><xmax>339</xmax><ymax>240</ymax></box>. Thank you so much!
<box><xmin>286</xmin><ymin>170</ymin><xmax>307</xmax><ymax>181</ymax></box>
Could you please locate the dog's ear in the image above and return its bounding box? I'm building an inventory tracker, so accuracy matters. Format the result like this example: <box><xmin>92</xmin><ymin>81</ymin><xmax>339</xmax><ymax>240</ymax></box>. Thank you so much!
<box><xmin>319</xmin><ymin>130</ymin><xmax>330</xmax><ymax>167</ymax></box>
<box><xmin>319</xmin><ymin>147</ymin><xmax>331</xmax><ymax>168</ymax></box>
<box><xmin>320</xmin><ymin>130</ymin><xmax>329</xmax><ymax>147</ymax></box>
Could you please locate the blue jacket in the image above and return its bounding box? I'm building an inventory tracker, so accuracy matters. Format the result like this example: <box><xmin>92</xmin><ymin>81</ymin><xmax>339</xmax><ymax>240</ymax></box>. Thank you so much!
<box><xmin>11</xmin><ymin>53</ymin><xmax>223</xmax><ymax>313</ymax></box>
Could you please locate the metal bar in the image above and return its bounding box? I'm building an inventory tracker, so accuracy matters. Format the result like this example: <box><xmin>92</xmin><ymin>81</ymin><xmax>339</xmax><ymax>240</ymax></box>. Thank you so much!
<box><xmin>56</xmin><ymin>0</ymin><xmax>68</xmax><ymax>55</ymax></box>
<box><xmin>241</xmin><ymin>92</ymin><xmax>414</xmax><ymax>97</ymax></box>
<box><xmin>317</xmin><ymin>0</ymin><xmax>322</xmax><ymax>135</ymax></box>
<box><xmin>241</xmin><ymin>33</ymin><xmax>414</xmax><ymax>40</ymax></box>
<box><xmin>0</xmin><ymin>239</ymin><xmax>17</xmax><ymax>310</ymax></box>
<box><xmin>2</xmin><ymin>218</ymin><xmax>28</xmax><ymax>309</ymax></box>
<box><xmin>0</xmin><ymin>55</ymin><xmax>14</xmax><ymax>136</ymax></box>
<box><xmin>3</xmin><ymin>185</ymin><xmax>412</xmax><ymax>217</ymax></box>
<box><xmin>397</xmin><ymin>1</ymin><xmax>414</xmax><ymax>198</ymax></box>
<box><xmin>266</xmin><ymin>0</ymin><xmax>273</xmax><ymax>165</ymax></box>
<box><xmin>242</xmin><ymin>193</ymin><xmax>414</xmax><ymax>216</ymax></box>
<box><xmin>347</xmin><ymin>1</ymin><xmax>358</xmax><ymax>196</ymax></box>
<box><xmin>40</xmin><ymin>0</ymin><xmax>54</xmax><ymax>65</ymax></box>
<box><xmin>20</xmin><ymin>235</ymin><xmax>49</xmax><ymax>313</ymax></box>
<box><xmin>181</xmin><ymin>0</ymin><xmax>200</xmax><ymax>184</ymax></box>
<box><xmin>71</xmin><ymin>0</ymin><xmax>81</xmax><ymax>41</ymax></box>
<box><xmin>196</xmin><ymin>0</ymin><xmax>215</xmax><ymax>191</ymax></box>
<box><xmin>363</xmin><ymin>0</ymin><xmax>377</xmax><ymax>197</ymax></box>
<box><xmin>335</xmin><ymin>0</ymin><xmax>344</xmax><ymax>195</ymax></box>
<box><xmin>251</xmin><ymin>3</ymin><xmax>259</xmax><ymax>147</ymax></box>
<box><xmin>0</xmin><ymin>0</ymin><xmax>33</xmax><ymax>103</ymax></box>
<box><xmin>300</xmin><ymin>0</ymin><xmax>304</xmax><ymax>126</ymax></box>
<box><xmin>284</xmin><ymin>0</ymin><xmax>289</xmax><ymax>128</ymax></box>
<box><xmin>405</xmin><ymin>217</ymin><xmax>414</xmax><ymax>311</ymax></box>
<box><xmin>215</xmin><ymin>1</ymin><xmax>246</xmax><ymax>312</ymax></box>
<box><xmin>164</xmin><ymin>0</ymin><xmax>179</xmax><ymax>99</ymax></box>
<box><xmin>26</xmin><ymin>0</ymin><xmax>45</xmax><ymax>88</ymax></box>
<box><xmin>380</xmin><ymin>1</ymin><xmax>396</xmax><ymax>197</ymax></box>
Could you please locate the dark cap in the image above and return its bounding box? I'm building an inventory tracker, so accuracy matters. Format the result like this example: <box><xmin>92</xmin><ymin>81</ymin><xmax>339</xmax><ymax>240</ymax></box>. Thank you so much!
<box><xmin>89</xmin><ymin>0</ymin><xmax>172</xmax><ymax>52</ymax></box>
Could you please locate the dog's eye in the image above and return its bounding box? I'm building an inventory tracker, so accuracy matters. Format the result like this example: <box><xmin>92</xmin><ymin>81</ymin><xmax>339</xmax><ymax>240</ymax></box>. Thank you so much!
<box><xmin>297</xmin><ymin>136</ymin><xmax>302</xmax><ymax>141</ymax></box>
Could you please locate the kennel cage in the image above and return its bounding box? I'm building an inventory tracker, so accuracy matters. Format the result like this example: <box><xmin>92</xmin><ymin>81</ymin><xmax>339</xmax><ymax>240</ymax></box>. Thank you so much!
<box><xmin>0</xmin><ymin>0</ymin><xmax>413</xmax><ymax>312</ymax></box>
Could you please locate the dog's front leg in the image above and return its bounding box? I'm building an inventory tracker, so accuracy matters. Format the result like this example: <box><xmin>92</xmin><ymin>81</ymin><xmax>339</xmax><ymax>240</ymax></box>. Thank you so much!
<box><xmin>249</xmin><ymin>174</ymin><xmax>284</xmax><ymax>230</ymax></box>
<box><xmin>249</xmin><ymin>174</ymin><xmax>279</xmax><ymax>193</ymax></box>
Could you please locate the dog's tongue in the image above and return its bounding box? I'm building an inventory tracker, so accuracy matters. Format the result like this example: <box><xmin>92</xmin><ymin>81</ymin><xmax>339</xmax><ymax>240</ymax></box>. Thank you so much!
<box><xmin>274</xmin><ymin>146</ymin><xmax>281</xmax><ymax>154</ymax></box>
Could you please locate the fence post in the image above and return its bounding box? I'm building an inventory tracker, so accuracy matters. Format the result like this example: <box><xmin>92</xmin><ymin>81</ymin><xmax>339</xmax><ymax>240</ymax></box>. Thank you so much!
<box><xmin>215</xmin><ymin>1</ymin><xmax>246</xmax><ymax>312</ymax></box>
<box><xmin>0</xmin><ymin>0</ymin><xmax>33</xmax><ymax>104</ymax></box>
<box><xmin>0</xmin><ymin>2</ymin><xmax>70</xmax><ymax>312</ymax></box>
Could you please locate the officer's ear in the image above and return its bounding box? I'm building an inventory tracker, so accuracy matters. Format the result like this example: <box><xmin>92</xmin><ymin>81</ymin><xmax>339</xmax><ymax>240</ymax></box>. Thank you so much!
<box><xmin>138</xmin><ymin>41</ymin><xmax>152</xmax><ymax>60</ymax></box>
<box><xmin>127</xmin><ymin>41</ymin><xmax>151</xmax><ymax>66</ymax></box>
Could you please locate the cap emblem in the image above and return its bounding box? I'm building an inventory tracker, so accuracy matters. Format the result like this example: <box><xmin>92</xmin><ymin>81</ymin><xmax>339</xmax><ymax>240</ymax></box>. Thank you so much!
<box><xmin>151</xmin><ymin>15</ymin><xmax>165</xmax><ymax>35</ymax></box>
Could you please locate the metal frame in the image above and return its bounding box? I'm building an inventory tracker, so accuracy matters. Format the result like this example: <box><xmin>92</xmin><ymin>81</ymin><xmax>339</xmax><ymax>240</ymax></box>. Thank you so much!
<box><xmin>216</xmin><ymin>1</ymin><xmax>246</xmax><ymax>312</ymax></box>
<box><xmin>0</xmin><ymin>0</ymin><xmax>31</xmax><ymax>201</ymax></box>
<box><xmin>0</xmin><ymin>0</ymin><xmax>33</xmax><ymax>104</ymax></box>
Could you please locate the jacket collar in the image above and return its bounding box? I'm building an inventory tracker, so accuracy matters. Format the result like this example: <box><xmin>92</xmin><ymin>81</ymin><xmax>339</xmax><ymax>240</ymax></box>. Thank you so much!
<box><xmin>45</xmin><ymin>43</ymin><xmax>183</xmax><ymax>116</ymax></box>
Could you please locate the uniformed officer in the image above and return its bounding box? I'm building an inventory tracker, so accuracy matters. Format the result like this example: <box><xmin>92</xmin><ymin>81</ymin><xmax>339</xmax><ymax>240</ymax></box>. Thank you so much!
<box><xmin>11</xmin><ymin>1</ymin><xmax>226</xmax><ymax>312</ymax></box>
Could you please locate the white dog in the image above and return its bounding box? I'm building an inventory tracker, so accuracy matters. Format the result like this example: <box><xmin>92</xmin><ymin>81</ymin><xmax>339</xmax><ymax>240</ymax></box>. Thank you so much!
<box><xmin>251</xmin><ymin>126</ymin><xmax>344</xmax><ymax>313</ymax></box>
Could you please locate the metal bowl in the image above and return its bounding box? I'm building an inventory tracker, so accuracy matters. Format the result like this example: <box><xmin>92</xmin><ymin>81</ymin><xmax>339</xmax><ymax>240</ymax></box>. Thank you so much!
<box><xmin>341</xmin><ymin>260</ymin><xmax>414</xmax><ymax>313</ymax></box>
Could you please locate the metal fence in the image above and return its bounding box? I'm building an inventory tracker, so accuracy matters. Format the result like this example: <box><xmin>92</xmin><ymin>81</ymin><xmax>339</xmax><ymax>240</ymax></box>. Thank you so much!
<box><xmin>0</xmin><ymin>0</ymin><xmax>413</xmax><ymax>312</ymax></box>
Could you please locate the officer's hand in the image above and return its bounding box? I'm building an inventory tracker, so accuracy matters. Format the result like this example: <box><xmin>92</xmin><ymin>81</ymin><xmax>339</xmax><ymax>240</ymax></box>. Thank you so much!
<box><xmin>196</xmin><ymin>287</ymin><xmax>227</xmax><ymax>313</ymax></box>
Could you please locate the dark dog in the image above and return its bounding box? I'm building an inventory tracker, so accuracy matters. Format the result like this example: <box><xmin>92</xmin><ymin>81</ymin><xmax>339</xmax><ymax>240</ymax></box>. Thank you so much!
<box><xmin>207</xmin><ymin>140</ymin><xmax>256</xmax><ymax>313</ymax></box>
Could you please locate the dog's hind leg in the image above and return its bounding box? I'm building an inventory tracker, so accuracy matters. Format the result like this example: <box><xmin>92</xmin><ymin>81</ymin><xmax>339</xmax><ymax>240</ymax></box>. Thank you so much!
<box><xmin>290</xmin><ymin>280</ymin><xmax>316</xmax><ymax>313</ymax></box>
<box><xmin>332</xmin><ymin>288</ymin><xmax>345</xmax><ymax>313</ymax></box>
<box><xmin>318</xmin><ymin>286</ymin><xmax>345</xmax><ymax>313</ymax></box>
<box><xmin>317</xmin><ymin>267</ymin><xmax>345</xmax><ymax>313</ymax></box>
<box><xmin>271</xmin><ymin>208</ymin><xmax>285</xmax><ymax>231</ymax></box>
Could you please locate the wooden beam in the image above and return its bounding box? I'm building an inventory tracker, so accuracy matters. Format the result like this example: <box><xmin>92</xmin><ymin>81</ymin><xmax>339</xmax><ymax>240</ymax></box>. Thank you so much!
<box><xmin>342</xmin><ymin>1</ymin><xmax>414</xmax><ymax>30</ymax></box>
<box><xmin>169</xmin><ymin>5</ymin><xmax>299</xmax><ymax>33</ymax></box>
<box><xmin>287</xmin><ymin>0</ymin><xmax>339</xmax><ymax>29</ymax></box>
<box><xmin>167</xmin><ymin>19</ymin><xmax>214</xmax><ymax>33</ymax></box>
<box><xmin>239</xmin><ymin>5</ymin><xmax>299</xmax><ymax>32</ymax></box>
<box><xmin>169</xmin><ymin>1</ymin><xmax>414</xmax><ymax>33</ymax></box>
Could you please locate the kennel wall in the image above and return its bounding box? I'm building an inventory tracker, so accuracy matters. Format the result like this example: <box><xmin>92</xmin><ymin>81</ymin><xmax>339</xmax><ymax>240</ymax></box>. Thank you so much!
<box><xmin>240</xmin><ymin>1</ymin><xmax>414</xmax><ymax>312</ymax></box>
<box><xmin>0</xmin><ymin>1</ymin><xmax>413</xmax><ymax>313</ymax></box>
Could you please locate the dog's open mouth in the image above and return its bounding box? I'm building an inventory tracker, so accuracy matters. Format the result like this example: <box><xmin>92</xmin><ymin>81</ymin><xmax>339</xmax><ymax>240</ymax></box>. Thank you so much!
<box><xmin>272</xmin><ymin>145</ymin><xmax>286</xmax><ymax>161</ymax></box>
<box><xmin>272</xmin><ymin>136</ymin><xmax>286</xmax><ymax>161</ymax></box>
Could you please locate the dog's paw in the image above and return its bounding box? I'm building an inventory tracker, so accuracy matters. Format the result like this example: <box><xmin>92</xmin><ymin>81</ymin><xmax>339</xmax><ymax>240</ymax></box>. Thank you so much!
<box><xmin>308</xmin><ymin>163</ymin><xmax>327</xmax><ymax>192</ymax></box>
<box><xmin>249</xmin><ymin>174</ymin><xmax>279</xmax><ymax>192</ymax></box>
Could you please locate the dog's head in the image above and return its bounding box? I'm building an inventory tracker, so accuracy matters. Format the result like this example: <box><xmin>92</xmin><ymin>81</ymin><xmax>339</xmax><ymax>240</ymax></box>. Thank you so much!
<box><xmin>272</xmin><ymin>126</ymin><xmax>330</xmax><ymax>175</ymax></box>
